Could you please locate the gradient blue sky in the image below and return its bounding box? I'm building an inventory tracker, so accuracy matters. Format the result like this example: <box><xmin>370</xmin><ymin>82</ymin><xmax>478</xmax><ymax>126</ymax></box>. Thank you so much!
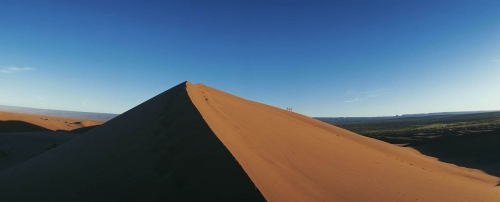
<box><xmin>1</xmin><ymin>0</ymin><xmax>499</xmax><ymax>117</ymax></box>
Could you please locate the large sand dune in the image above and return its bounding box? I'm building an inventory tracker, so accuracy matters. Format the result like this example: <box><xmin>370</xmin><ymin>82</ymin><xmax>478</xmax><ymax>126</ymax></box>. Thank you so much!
<box><xmin>188</xmin><ymin>83</ymin><xmax>500</xmax><ymax>202</ymax></box>
<box><xmin>0</xmin><ymin>81</ymin><xmax>498</xmax><ymax>201</ymax></box>
<box><xmin>0</xmin><ymin>111</ymin><xmax>105</xmax><ymax>132</ymax></box>
<box><xmin>0</xmin><ymin>82</ymin><xmax>263</xmax><ymax>201</ymax></box>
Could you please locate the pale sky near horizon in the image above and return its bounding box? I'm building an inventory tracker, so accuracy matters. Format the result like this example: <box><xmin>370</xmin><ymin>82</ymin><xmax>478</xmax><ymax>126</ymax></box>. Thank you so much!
<box><xmin>1</xmin><ymin>0</ymin><xmax>499</xmax><ymax>117</ymax></box>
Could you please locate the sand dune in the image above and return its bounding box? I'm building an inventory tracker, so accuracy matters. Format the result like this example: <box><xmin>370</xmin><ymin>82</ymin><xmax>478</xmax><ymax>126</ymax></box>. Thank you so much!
<box><xmin>0</xmin><ymin>81</ymin><xmax>498</xmax><ymax>201</ymax></box>
<box><xmin>0</xmin><ymin>111</ymin><xmax>105</xmax><ymax>132</ymax></box>
<box><xmin>0</xmin><ymin>132</ymin><xmax>78</xmax><ymax>172</ymax></box>
<box><xmin>0</xmin><ymin>120</ymin><xmax>51</xmax><ymax>133</ymax></box>
<box><xmin>0</xmin><ymin>112</ymin><xmax>104</xmax><ymax>179</ymax></box>
<box><xmin>0</xmin><ymin>82</ymin><xmax>263</xmax><ymax>201</ymax></box>
<box><xmin>188</xmin><ymin>82</ymin><xmax>500</xmax><ymax>202</ymax></box>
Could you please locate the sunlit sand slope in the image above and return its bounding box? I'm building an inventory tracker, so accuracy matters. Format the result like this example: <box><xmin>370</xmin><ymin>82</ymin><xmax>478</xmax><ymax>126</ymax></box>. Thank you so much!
<box><xmin>187</xmin><ymin>82</ymin><xmax>500</xmax><ymax>202</ymax></box>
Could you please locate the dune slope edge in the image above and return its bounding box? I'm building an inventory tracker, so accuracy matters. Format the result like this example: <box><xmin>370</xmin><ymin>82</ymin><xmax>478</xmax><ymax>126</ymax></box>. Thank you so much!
<box><xmin>0</xmin><ymin>82</ymin><xmax>264</xmax><ymax>201</ymax></box>
<box><xmin>187</xmin><ymin>82</ymin><xmax>500</xmax><ymax>202</ymax></box>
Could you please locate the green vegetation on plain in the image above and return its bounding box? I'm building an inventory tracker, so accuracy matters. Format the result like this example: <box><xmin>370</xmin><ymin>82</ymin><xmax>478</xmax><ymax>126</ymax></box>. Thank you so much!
<box><xmin>325</xmin><ymin>112</ymin><xmax>500</xmax><ymax>177</ymax></box>
<box><xmin>330</xmin><ymin>112</ymin><xmax>500</xmax><ymax>137</ymax></box>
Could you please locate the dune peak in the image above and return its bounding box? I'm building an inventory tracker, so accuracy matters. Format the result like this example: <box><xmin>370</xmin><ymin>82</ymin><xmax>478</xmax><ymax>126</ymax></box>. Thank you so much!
<box><xmin>0</xmin><ymin>81</ymin><xmax>498</xmax><ymax>202</ymax></box>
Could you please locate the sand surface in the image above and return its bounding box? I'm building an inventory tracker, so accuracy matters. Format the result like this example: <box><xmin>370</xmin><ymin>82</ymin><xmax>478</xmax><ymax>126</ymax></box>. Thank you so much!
<box><xmin>187</xmin><ymin>82</ymin><xmax>500</xmax><ymax>202</ymax></box>
<box><xmin>0</xmin><ymin>81</ymin><xmax>498</xmax><ymax>201</ymax></box>
<box><xmin>0</xmin><ymin>111</ymin><xmax>105</xmax><ymax>172</ymax></box>
<box><xmin>0</xmin><ymin>132</ymin><xmax>78</xmax><ymax>171</ymax></box>
<box><xmin>0</xmin><ymin>111</ymin><xmax>105</xmax><ymax>132</ymax></box>
<box><xmin>0</xmin><ymin>82</ymin><xmax>263</xmax><ymax>201</ymax></box>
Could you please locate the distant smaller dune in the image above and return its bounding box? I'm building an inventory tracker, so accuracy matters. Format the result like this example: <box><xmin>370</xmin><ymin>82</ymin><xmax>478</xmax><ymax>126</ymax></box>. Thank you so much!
<box><xmin>0</xmin><ymin>111</ymin><xmax>106</xmax><ymax>133</ymax></box>
<box><xmin>0</xmin><ymin>105</ymin><xmax>118</xmax><ymax>120</ymax></box>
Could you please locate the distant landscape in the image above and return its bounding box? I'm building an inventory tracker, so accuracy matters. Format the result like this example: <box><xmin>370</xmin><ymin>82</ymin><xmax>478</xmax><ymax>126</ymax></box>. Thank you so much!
<box><xmin>316</xmin><ymin>110</ymin><xmax>500</xmax><ymax>124</ymax></box>
<box><xmin>318</xmin><ymin>111</ymin><xmax>500</xmax><ymax>139</ymax></box>
<box><xmin>318</xmin><ymin>111</ymin><xmax>500</xmax><ymax>177</ymax></box>
<box><xmin>0</xmin><ymin>105</ymin><xmax>118</xmax><ymax>120</ymax></box>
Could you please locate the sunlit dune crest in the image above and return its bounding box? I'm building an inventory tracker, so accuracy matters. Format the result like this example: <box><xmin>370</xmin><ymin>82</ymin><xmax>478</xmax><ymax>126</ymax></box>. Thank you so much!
<box><xmin>0</xmin><ymin>81</ymin><xmax>499</xmax><ymax>201</ymax></box>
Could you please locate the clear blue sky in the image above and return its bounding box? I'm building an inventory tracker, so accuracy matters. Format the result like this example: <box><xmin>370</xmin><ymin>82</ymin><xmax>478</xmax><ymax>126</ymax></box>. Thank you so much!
<box><xmin>1</xmin><ymin>0</ymin><xmax>499</xmax><ymax>117</ymax></box>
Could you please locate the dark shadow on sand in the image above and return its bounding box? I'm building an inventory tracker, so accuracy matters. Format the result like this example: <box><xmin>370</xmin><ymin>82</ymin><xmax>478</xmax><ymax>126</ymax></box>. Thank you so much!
<box><xmin>0</xmin><ymin>120</ymin><xmax>51</xmax><ymax>133</ymax></box>
<box><xmin>69</xmin><ymin>125</ymin><xmax>100</xmax><ymax>134</ymax></box>
<box><xmin>405</xmin><ymin>128</ymin><xmax>500</xmax><ymax>178</ymax></box>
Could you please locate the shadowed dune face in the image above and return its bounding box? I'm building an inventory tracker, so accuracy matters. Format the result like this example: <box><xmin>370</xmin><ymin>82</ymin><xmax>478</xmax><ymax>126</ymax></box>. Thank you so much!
<box><xmin>68</xmin><ymin>125</ymin><xmax>99</xmax><ymax>134</ymax></box>
<box><xmin>0</xmin><ymin>132</ymin><xmax>78</xmax><ymax>172</ymax></box>
<box><xmin>0</xmin><ymin>120</ymin><xmax>51</xmax><ymax>133</ymax></box>
<box><xmin>0</xmin><ymin>82</ymin><xmax>264</xmax><ymax>201</ymax></box>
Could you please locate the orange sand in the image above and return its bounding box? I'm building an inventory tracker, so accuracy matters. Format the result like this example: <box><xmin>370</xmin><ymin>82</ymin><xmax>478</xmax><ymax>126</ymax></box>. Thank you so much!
<box><xmin>187</xmin><ymin>82</ymin><xmax>500</xmax><ymax>202</ymax></box>
<box><xmin>0</xmin><ymin>111</ymin><xmax>105</xmax><ymax>132</ymax></box>
<box><xmin>0</xmin><ymin>81</ymin><xmax>498</xmax><ymax>201</ymax></box>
